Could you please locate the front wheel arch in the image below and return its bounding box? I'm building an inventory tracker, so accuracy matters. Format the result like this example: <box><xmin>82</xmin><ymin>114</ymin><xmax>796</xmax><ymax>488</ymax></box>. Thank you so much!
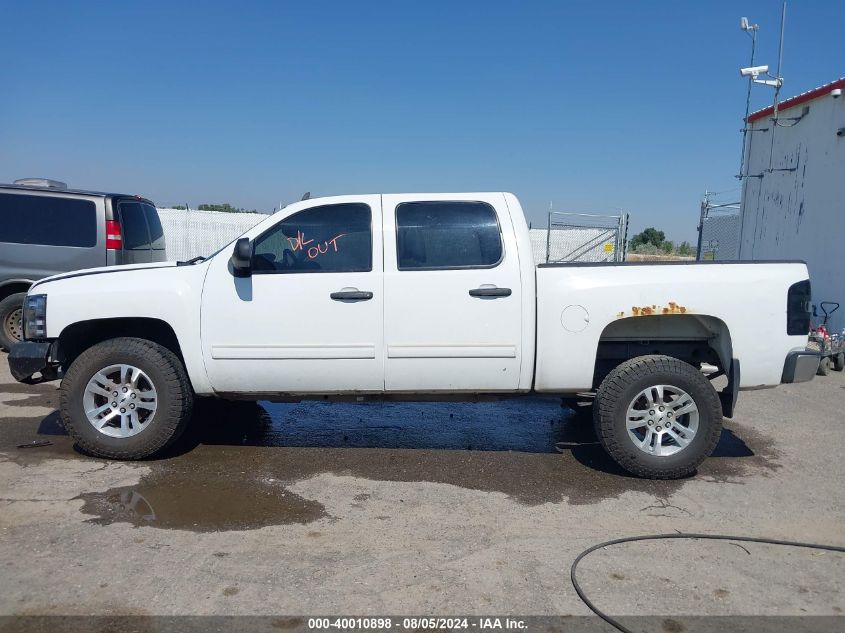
<box><xmin>57</xmin><ymin>317</ymin><xmax>184</xmax><ymax>369</ymax></box>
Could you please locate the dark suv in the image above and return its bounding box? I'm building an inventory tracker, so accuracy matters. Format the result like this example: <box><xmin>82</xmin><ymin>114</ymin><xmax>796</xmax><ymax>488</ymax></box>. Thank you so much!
<box><xmin>0</xmin><ymin>179</ymin><xmax>167</xmax><ymax>349</ymax></box>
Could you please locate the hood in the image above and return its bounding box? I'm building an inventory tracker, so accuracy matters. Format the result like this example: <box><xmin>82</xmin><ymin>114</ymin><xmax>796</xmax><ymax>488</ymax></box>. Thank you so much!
<box><xmin>31</xmin><ymin>261</ymin><xmax>179</xmax><ymax>290</ymax></box>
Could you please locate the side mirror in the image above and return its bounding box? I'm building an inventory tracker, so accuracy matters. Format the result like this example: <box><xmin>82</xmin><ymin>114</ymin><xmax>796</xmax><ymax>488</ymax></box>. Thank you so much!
<box><xmin>230</xmin><ymin>238</ymin><xmax>253</xmax><ymax>277</ymax></box>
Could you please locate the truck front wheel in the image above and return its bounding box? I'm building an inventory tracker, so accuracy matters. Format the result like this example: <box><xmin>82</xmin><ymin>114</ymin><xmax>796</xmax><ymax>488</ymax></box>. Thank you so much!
<box><xmin>594</xmin><ymin>355</ymin><xmax>722</xmax><ymax>479</ymax></box>
<box><xmin>60</xmin><ymin>337</ymin><xmax>193</xmax><ymax>459</ymax></box>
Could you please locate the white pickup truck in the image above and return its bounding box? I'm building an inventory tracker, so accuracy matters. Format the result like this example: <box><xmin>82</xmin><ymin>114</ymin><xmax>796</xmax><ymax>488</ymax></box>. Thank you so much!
<box><xmin>8</xmin><ymin>193</ymin><xmax>818</xmax><ymax>478</ymax></box>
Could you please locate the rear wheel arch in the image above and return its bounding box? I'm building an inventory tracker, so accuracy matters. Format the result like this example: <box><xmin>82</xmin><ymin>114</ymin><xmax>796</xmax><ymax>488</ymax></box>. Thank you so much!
<box><xmin>593</xmin><ymin>314</ymin><xmax>733</xmax><ymax>387</ymax></box>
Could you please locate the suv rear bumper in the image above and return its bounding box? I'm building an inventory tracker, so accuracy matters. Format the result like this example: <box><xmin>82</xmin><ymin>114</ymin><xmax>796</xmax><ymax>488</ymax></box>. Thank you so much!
<box><xmin>7</xmin><ymin>341</ymin><xmax>58</xmax><ymax>383</ymax></box>
<box><xmin>781</xmin><ymin>350</ymin><xmax>820</xmax><ymax>384</ymax></box>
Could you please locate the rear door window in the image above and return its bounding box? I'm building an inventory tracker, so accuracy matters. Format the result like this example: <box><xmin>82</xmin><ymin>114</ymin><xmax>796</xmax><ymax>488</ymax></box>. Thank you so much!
<box><xmin>117</xmin><ymin>202</ymin><xmax>152</xmax><ymax>250</ymax></box>
<box><xmin>0</xmin><ymin>192</ymin><xmax>97</xmax><ymax>247</ymax></box>
<box><xmin>395</xmin><ymin>201</ymin><xmax>503</xmax><ymax>270</ymax></box>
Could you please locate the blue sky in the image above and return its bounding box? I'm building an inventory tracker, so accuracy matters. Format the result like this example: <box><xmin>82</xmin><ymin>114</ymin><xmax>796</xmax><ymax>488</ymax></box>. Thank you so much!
<box><xmin>1</xmin><ymin>1</ymin><xmax>842</xmax><ymax>242</ymax></box>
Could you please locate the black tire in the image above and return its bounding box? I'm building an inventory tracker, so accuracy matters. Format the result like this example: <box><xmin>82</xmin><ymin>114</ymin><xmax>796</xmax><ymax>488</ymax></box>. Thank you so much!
<box><xmin>832</xmin><ymin>353</ymin><xmax>844</xmax><ymax>372</ymax></box>
<box><xmin>60</xmin><ymin>337</ymin><xmax>193</xmax><ymax>459</ymax></box>
<box><xmin>817</xmin><ymin>357</ymin><xmax>831</xmax><ymax>376</ymax></box>
<box><xmin>594</xmin><ymin>355</ymin><xmax>723</xmax><ymax>479</ymax></box>
<box><xmin>0</xmin><ymin>292</ymin><xmax>26</xmax><ymax>351</ymax></box>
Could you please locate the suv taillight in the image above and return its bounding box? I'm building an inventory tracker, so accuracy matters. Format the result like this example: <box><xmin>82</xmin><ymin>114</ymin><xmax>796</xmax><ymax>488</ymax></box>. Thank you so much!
<box><xmin>106</xmin><ymin>220</ymin><xmax>122</xmax><ymax>250</ymax></box>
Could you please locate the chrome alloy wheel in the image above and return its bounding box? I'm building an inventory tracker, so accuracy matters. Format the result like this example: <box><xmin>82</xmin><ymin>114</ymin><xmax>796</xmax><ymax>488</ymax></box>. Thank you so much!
<box><xmin>82</xmin><ymin>364</ymin><xmax>158</xmax><ymax>438</ymax></box>
<box><xmin>626</xmin><ymin>384</ymin><xmax>699</xmax><ymax>457</ymax></box>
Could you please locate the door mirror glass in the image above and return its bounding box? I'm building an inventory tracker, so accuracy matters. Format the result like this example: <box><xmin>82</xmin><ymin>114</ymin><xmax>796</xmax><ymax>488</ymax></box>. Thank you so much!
<box><xmin>230</xmin><ymin>238</ymin><xmax>253</xmax><ymax>276</ymax></box>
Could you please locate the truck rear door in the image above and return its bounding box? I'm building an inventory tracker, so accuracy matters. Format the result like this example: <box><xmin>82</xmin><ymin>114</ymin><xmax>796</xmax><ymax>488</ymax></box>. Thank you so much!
<box><xmin>382</xmin><ymin>193</ymin><xmax>523</xmax><ymax>391</ymax></box>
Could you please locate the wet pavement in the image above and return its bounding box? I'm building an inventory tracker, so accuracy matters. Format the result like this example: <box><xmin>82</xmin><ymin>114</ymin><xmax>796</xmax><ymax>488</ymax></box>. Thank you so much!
<box><xmin>5</xmin><ymin>385</ymin><xmax>778</xmax><ymax>532</ymax></box>
<box><xmin>1</xmin><ymin>355</ymin><xmax>843</xmax><ymax>616</ymax></box>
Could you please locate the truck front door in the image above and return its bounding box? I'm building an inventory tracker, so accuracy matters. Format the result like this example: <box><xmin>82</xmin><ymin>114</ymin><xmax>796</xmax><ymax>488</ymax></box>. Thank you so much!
<box><xmin>200</xmin><ymin>195</ymin><xmax>384</xmax><ymax>394</ymax></box>
<box><xmin>382</xmin><ymin>193</ymin><xmax>523</xmax><ymax>392</ymax></box>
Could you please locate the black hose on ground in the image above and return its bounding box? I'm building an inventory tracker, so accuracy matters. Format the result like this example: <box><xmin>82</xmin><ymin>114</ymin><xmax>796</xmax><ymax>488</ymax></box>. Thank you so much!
<box><xmin>570</xmin><ymin>533</ymin><xmax>845</xmax><ymax>633</ymax></box>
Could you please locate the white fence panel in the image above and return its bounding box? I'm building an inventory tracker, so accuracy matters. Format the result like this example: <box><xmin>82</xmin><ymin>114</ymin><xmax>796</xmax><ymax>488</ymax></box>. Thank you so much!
<box><xmin>157</xmin><ymin>208</ymin><xmax>268</xmax><ymax>261</ymax></box>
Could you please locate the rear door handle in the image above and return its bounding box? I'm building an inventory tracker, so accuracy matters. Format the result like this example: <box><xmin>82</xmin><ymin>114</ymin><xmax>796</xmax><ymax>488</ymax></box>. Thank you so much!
<box><xmin>469</xmin><ymin>287</ymin><xmax>512</xmax><ymax>298</ymax></box>
<box><xmin>330</xmin><ymin>290</ymin><xmax>373</xmax><ymax>301</ymax></box>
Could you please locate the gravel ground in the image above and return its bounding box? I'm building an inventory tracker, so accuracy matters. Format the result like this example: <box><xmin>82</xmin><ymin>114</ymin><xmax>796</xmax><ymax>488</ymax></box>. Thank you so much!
<box><xmin>0</xmin><ymin>352</ymin><xmax>843</xmax><ymax>623</ymax></box>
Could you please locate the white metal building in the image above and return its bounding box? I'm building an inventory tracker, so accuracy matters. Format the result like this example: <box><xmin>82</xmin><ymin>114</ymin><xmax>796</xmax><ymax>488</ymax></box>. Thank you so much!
<box><xmin>739</xmin><ymin>77</ymin><xmax>845</xmax><ymax>332</ymax></box>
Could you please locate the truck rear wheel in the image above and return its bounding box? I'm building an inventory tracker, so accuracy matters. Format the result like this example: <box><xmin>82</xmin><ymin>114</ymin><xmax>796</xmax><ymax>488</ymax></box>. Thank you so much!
<box><xmin>833</xmin><ymin>353</ymin><xmax>845</xmax><ymax>372</ymax></box>
<box><xmin>594</xmin><ymin>355</ymin><xmax>722</xmax><ymax>479</ymax></box>
<box><xmin>60</xmin><ymin>337</ymin><xmax>193</xmax><ymax>459</ymax></box>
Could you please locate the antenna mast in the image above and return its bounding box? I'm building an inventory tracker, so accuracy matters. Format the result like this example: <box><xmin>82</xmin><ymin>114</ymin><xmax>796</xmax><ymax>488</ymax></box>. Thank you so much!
<box><xmin>737</xmin><ymin>16</ymin><xmax>758</xmax><ymax>179</ymax></box>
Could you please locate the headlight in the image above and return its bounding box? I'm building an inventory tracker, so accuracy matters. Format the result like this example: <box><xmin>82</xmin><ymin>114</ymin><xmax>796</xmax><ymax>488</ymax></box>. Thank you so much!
<box><xmin>23</xmin><ymin>294</ymin><xmax>47</xmax><ymax>340</ymax></box>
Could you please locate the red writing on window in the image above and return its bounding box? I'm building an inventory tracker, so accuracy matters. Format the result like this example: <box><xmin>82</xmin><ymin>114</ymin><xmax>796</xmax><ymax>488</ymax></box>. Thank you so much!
<box><xmin>286</xmin><ymin>230</ymin><xmax>347</xmax><ymax>260</ymax></box>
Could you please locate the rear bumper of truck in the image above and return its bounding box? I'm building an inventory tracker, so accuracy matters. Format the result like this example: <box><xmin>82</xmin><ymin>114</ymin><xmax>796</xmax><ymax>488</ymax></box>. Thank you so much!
<box><xmin>7</xmin><ymin>341</ymin><xmax>59</xmax><ymax>383</ymax></box>
<box><xmin>781</xmin><ymin>350</ymin><xmax>820</xmax><ymax>384</ymax></box>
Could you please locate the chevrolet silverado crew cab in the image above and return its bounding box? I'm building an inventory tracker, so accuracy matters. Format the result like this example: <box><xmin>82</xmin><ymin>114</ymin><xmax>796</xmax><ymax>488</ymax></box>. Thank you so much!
<box><xmin>8</xmin><ymin>193</ymin><xmax>818</xmax><ymax>478</ymax></box>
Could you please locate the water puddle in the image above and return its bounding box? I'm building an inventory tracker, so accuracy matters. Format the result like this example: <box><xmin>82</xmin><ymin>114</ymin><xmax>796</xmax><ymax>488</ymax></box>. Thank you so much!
<box><xmin>77</xmin><ymin>469</ymin><xmax>326</xmax><ymax>531</ymax></box>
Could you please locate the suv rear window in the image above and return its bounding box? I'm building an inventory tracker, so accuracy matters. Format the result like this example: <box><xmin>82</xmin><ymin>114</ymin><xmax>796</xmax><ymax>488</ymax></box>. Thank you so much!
<box><xmin>142</xmin><ymin>203</ymin><xmax>165</xmax><ymax>251</ymax></box>
<box><xmin>117</xmin><ymin>201</ymin><xmax>166</xmax><ymax>251</ymax></box>
<box><xmin>0</xmin><ymin>192</ymin><xmax>97</xmax><ymax>247</ymax></box>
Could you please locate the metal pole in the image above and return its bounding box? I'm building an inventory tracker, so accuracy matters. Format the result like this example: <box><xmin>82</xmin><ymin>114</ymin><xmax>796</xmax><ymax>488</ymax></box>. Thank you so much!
<box><xmin>696</xmin><ymin>192</ymin><xmax>709</xmax><ymax>261</ymax></box>
<box><xmin>545</xmin><ymin>209</ymin><xmax>552</xmax><ymax>263</ymax></box>
<box><xmin>621</xmin><ymin>213</ymin><xmax>630</xmax><ymax>262</ymax></box>
<box><xmin>615</xmin><ymin>213</ymin><xmax>623</xmax><ymax>262</ymax></box>
<box><xmin>737</xmin><ymin>175</ymin><xmax>748</xmax><ymax>259</ymax></box>
<box><xmin>738</xmin><ymin>25</ymin><xmax>757</xmax><ymax>179</ymax></box>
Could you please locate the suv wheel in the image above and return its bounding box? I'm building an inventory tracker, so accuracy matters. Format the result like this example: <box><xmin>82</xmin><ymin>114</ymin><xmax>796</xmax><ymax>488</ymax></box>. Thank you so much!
<box><xmin>0</xmin><ymin>292</ymin><xmax>26</xmax><ymax>351</ymax></box>
<box><xmin>60</xmin><ymin>337</ymin><xmax>193</xmax><ymax>459</ymax></box>
<box><xmin>594</xmin><ymin>355</ymin><xmax>723</xmax><ymax>479</ymax></box>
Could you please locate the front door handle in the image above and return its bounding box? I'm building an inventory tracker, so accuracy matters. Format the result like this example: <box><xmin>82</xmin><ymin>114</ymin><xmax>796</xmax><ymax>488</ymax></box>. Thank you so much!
<box><xmin>330</xmin><ymin>290</ymin><xmax>373</xmax><ymax>301</ymax></box>
<box><xmin>469</xmin><ymin>287</ymin><xmax>512</xmax><ymax>298</ymax></box>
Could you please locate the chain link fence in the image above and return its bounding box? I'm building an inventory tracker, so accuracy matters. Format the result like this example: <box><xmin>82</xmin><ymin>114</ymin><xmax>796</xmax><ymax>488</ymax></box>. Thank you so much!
<box><xmin>532</xmin><ymin>212</ymin><xmax>628</xmax><ymax>264</ymax></box>
<box><xmin>696</xmin><ymin>197</ymin><xmax>741</xmax><ymax>261</ymax></box>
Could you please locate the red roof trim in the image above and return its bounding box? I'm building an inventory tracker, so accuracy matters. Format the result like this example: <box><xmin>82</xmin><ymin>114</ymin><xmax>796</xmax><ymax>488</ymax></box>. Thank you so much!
<box><xmin>747</xmin><ymin>77</ymin><xmax>845</xmax><ymax>123</ymax></box>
